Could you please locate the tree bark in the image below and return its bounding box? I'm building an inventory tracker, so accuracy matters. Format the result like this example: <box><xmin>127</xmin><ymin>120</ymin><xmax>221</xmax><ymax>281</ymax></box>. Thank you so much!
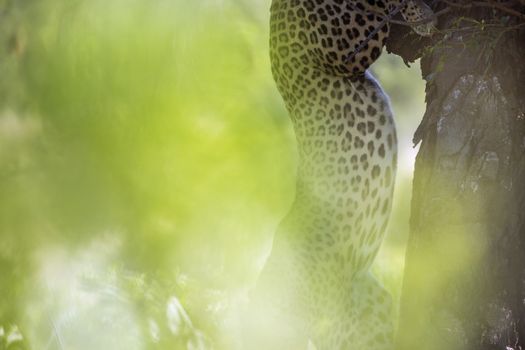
<box><xmin>387</xmin><ymin>3</ymin><xmax>525</xmax><ymax>349</ymax></box>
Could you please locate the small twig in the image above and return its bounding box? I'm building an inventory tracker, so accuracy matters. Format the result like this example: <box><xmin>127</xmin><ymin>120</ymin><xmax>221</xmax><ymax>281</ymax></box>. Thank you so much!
<box><xmin>344</xmin><ymin>0</ymin><xmax>409</xmax><ymax>64</ymax></box>
<box><xmin>435</xmin><ymin>21</ymin><xmax>525</xmax><ymax>34</ymax></box>
<box><xmin>342</xmin><ymin>1</ymin><xmax>451</xmax><ymax>63</ymax></box>
<box><xmin>389</xmin><ymin>7</ymin><xmax>452</xmax><ymax>26</ymax></box>
<box><xmin>440</xmin><ymin>0</ymin><xmax>525</xmax><ymax>20</ymax></box>
<box><xmin>46</xmin><ymin>316</ymin><xmax>65</xmax><ymax>350</ymax></box>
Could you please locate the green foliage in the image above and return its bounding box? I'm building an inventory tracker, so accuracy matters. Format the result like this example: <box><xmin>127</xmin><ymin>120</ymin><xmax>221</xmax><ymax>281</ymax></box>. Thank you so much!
<box><xmin>0</xmin><ymin>0</ymin><xmax>426</xmax><ymax>348</ymax></box>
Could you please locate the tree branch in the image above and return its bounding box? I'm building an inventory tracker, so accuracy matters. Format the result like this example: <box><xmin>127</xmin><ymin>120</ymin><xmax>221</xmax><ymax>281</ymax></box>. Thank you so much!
<box><xmin>341</xmin><ymin>0</ymin><xmax>524</xmax><ymax>67</ymax></box>
<box><xmin>439</xmin><ymin>0</ymin><xmax>525</xmax><ymax>20</ymax></box>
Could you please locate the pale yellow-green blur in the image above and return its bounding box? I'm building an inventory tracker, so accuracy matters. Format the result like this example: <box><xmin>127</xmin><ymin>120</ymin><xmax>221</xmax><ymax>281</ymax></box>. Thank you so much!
<box><xmin>0</xmin><ymin>1</ymin><xmax>448</xmax><ymax>349</ymax></box>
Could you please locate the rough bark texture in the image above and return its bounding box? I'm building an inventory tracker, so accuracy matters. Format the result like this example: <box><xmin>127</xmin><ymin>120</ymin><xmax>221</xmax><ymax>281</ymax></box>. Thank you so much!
<box><xmin>387</xmin><ymin>2</ymin><xmax>525</xmax><ymax>349</ymax></box>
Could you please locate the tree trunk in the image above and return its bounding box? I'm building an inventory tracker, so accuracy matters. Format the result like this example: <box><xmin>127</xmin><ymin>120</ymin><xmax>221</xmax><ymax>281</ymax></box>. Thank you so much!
<box><xmin>387</xmin><ymin>3</ymin><xmax>525</xmax><ymax>349</ymax></box>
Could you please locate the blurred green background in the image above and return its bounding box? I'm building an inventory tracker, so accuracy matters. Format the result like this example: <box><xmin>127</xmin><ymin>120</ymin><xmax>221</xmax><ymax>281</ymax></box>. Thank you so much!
<box><xmin>0</xmin><ymin>0</ymin><xmax>425</xmax><ymax>348</ymax></box>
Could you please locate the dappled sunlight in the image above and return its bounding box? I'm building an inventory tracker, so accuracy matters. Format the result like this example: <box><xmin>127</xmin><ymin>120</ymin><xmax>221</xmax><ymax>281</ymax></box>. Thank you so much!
<box><xmin>24</xmin><ymin>236</ymin><xmax>143</xmax><ymax>350</ymax></box>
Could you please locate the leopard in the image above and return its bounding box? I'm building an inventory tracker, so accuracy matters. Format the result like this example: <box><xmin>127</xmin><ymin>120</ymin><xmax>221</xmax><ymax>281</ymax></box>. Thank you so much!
<box><xmin>245</xmin><ymin>1</ymin><xmax>436</xmax><ymax>349</ymax></box>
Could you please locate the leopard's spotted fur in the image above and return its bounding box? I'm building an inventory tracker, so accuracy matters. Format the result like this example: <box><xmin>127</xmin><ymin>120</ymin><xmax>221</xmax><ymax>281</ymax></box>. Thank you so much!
<box><xmin>248</xmin><ymin>1</ymin><xmax>435</xmax><ymax>349</ymax></box>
